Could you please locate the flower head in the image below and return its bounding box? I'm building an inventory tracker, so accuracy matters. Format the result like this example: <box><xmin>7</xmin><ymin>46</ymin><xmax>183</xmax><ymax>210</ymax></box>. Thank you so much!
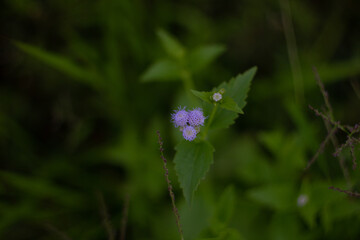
<box><xmin>297</xmin><ymin>194</ymin><xmax>309</xmax><ymax>207</ymax></box>
<box><xmin>212</xmin><ymin>92</ymin><xmax>222</xmax><ymax>102</ymax></box>
<box><xmin>171</xmin><ymin>106</ymin><xmax>188</xmax><ymax>127</ymax></box>
<box><xmin>188</xmin><ymin>108</ymin><xmax>206</xmax><ymax>127</ymax></box>
<box><xmin>182</xmin><ymin>126</ymin><xmax>197</xmax><ymax>141</ymax></box>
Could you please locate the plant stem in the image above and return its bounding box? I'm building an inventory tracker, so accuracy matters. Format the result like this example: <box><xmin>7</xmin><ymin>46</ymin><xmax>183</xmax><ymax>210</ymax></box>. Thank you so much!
<box><xmin>280</xmin><ymin>0</ymin><xmax>304</xmax><ymax>105</ymax></box>
<box><xmin>202</xmin><ymin>104</ymin><xmax>218</xmax><ymax>140</ymax></box>
<box><xmin>181</xmin><ymin>70</ymin><xmax>197</xmax><ymax>104</ymax></box>
<box><xmin>156</xmin><ymin>131</ymin><xmax>184</xmax><ymax>240</ymax></box>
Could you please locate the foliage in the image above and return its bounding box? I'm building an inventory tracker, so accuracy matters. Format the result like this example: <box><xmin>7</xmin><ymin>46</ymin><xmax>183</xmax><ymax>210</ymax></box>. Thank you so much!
<box><xmin>1</xmin><ymin>0</ymin><xmax>360</xmax><ymax>240</ymax></box>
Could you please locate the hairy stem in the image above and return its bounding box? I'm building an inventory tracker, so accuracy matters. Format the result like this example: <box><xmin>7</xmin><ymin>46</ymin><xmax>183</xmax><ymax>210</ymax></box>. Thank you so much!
<box><xmin>156</xmin><ymin>131</ymin><xmax>184</xmax><ymax>240</ymax></box>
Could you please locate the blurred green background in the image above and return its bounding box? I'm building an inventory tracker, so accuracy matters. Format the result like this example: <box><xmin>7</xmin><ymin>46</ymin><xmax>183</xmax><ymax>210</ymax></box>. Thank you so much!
<box><xmin>1</xmin><ymin>0</ymin><xmax>360</xmax><ymax>239</ymax></box>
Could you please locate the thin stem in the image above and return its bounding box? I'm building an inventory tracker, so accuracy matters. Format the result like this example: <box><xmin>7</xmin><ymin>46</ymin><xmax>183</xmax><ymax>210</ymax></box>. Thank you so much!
<box><xmin>120</xmin><ymin>194</ymin><xmax>130</xmax><ymax>240</ymax></box>
<box><xmin>97</xmin><ymin>192</ymin><xmax>115</xmax><ymax>240</ymax></box>
<box><xmin>202</xmin><ymin>104</ymin><xmax>218</xmax><ymax>140</ymax></box>
<box><xmin>181</xmin><ymin>70</ymin><xmax>197</xmax><ymax>104</ymax></box>
<box><xmin>280</xmin><ymin>0</ymin><xmax>304</xmax><ymax>105</ymax></box>
<box><xmin>329</xmin><ymin>186</ymin><xmax>360</xmax><ymax>198</ymax></box>
<box><xmin>305</xmin><ymin>126</ymin><xmax>337</xmax><ymax>170</ymax></box>
<box><xmin>181</xmin><ymin>70</ymin><xmax>195</xmax><ymax>91</ymax></box>
<box><xmin>312</xmin><ymin>66</ymin><xmax>334</xmax><ymax>121</ymax></box>
<box><xmin>308</xmin><ymin>105</ymin><xmax>350</xmax><ymax>134</ymax></box>
<box><xmin>156</xmin><ymin>131</ymin><xmax>184</xmax><ymax>240</ymax></box>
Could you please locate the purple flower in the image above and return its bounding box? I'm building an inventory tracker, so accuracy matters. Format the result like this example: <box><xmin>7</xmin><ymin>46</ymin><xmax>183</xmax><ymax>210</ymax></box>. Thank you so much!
<box><xmin>188</xmin><ymin>108</ymin><xmax>206</xmax><ymax>127</ymax></box>
<box><xmin>182</xmin><ymin>126</ymin><xmax>197</xmax><ymax>141</ymax></box>
<box><xmin>171</xmin><ymin>106</ymin><xmax>188</xmax><ymax>127</ymax></box>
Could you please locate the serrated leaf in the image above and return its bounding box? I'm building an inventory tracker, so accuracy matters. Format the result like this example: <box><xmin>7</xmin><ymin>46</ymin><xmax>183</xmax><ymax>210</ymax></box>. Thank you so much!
<box><xmin>191</xmin><ymin>90</ymin><xmax>212</xmax><ymax>103</ymax></box>
<box><xmin>14</xmin><ymin>41</ymin><xmax>100</xmax><ymax>88</ymax></box>
<box><xmin>221</xmin><ymin>97</ymin><xmax>243</xmax><ymax>113</ymax></box>
<box><xmin>141</xmin><ymin>59</ymin><xmax>182</xmax><ymax>82</ymax></box>
<box><xmin>174</xmin><ymin>140</ymin><xmax>214</xmax><ymax>204</ymax></box>
<box><xmin>217</xmin><ymin>66</ymin><xmax>257</xmax><ymax>110</ymax></box>
<box><xmin>187</xmin><ymin>44</ymin><xmax>225</xmax><ymax>73</ymax></box>
<box><xmin>157</xmin><ymin>29</ymin><xmax>185</xmax><ymax>60</ymax></box>
<box><xmin>210</xmin><ymin>67</ymin><xmax>257</xmax><ymax>129</ymax></box>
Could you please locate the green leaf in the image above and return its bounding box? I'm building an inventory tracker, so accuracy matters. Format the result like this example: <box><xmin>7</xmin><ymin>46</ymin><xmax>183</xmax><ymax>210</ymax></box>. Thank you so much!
<box><xmin>187</xmin><ymin>44</ymin><xmax>225</xmax><ymax>72</ymax></box>
<box><xmin>211</xmin><ymin>67</ymin><xmax>257</xmax><ymax>129</ymax></box>
<box><xmin>157</xmin><ymin>29</ymin><xmax>185</xmax><ymax>60</ymax></box>
<box><xmin>174</xmin><ymin>140</ymin><xmax>214</xmax><ymax>204</ymax></box>
<box><xmin>192</xmin><ymin>91</ymin><xmax>242</xmax><ymax>113</ymax></box>
<box><xmin>141</xmin><ymin>59</ymin><xmax>182</xmax><ymax>82</ymax></box>
<box><xmin>220</xmin><ymin>97</ymin><xmax>243</xmax><ymax>113</ymax></box>
<box><xmin>13</xmin><ymin>41</ymin><xmax>100</xmax><ymax>88</ymax></box>
<box><xmin>270</xmin><ymin>213</ymin><xmax>302</xmax><ymax>240</ymax></box>
<box><xmin>216</xmin><ymin>186</ymin><xmax>235</xmax><ymax>225</ymax></box>
<box><xmin>191</xmin><ymin>90</ymin><xmax>212</xmax><ymax>103</ymax></box>
<box><xmin>217</xmin><ymin>66</ymin><xmax>257</xmax><ymax>110</ymax></box>
<box><xmin>198</xmin><ymin>228</ymin><xmax>245</xmax><ymax>240</ymax></box>
<box><xmin>0</xmin><ymin>171</ymin><xmax>84</xmax><ymax>207</ymax></box>
<box><xmin>247</xmin><ymin>183</ymin><xmax>296</xmax><ymax>211</ymax></box>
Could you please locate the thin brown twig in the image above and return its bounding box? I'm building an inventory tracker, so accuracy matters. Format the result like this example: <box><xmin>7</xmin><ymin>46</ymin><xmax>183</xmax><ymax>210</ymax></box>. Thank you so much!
<box><xmin>156</xmin><ymin>131</ymin><xmax>184</xmax><ymax>240</ymax></box>
<box><xmin>312</xmin><ymin>66</ymin><xmax>334</xmax><ymax>120</ymax></box>
<box><xmin>97</xmin><ymin>192</ymin><xmax>115</xmax><ymax>240</ymax></box>
<box><xmin>44</xmin><ymin>223</ymin><xmax>72</xmax><ymax>240</ymax></box>
<box><xmin>329</xmin><ymin>186</ymin><xmax>360</xmax><ymax>198</ymax></box>
<box><xmin>120</xmin><ymin>194</ymin><xmax>130</xmax><ymax>240</ymax></box>
<box><xmin>308</xmin><ymin>105</ymin><xmax>349</xmax><ymax>134</ymax></box>
<box><xmin>349</xmin><ymin>139</ymin><xmax>358</xmax><ymax>170</ymax></box>
<box><xmin>323</xmin><ymin>117</ymin><xmax>351</xmax><ymax>184</ymax></box>
<box><xmin>305</xmin><ymin>126</ymin><xmax>337</xmax><ymax>170</ymax></box>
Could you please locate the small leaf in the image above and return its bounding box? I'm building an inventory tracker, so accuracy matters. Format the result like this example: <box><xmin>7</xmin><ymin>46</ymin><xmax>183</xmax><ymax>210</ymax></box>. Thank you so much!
<box><xmin>192</xmin><ymin>91</ymin><xmax>242</xmax><ymax>113</ymax></box>
<box><xmin>157</xmin><ymin>29</ymin><xmax>185</xmax><ymax>60</ymax></box>
<box><xmin>14</xmin><ymin>41</ymin><xmax>100</xmax><ymax>88</ymax></box>
<box><xmin>190</xmin><ymin>90</ymin><xmax>212</xmax><ymax>103</ymax></box>
<box><xmin>174</xmin><ymin>140</ymin><xmax>214</xmax><ymax>204</ymax></box>
<box><xmin>220</xmin><ymin>97</ymin><xmax>243</xmax><ymax>113</ymax></box>
<box><xmin>217</xmin><ymin>67</ymin><xmax>257</xmax><ymax>110</ymax></box>
<box><xmin>187</xmin><ymin>44</ymin><xmax>225</xmax><ymax>72</ymax></box>
<box><xmin>141</xmin><ymin>59</ymin><xmax>182</xmax><ymax>82</ymax></box>
<box><xmin>210</xmin><ymin>67</ymin><xmax>257</xmax><ymax>129</ymax></box>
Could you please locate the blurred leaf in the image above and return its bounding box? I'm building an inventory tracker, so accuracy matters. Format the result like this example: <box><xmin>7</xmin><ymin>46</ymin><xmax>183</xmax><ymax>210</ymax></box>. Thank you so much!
<box><xmin>141</xmin><ymin>59</ymin><xmax>182</xmax><ymax>82</ymax></box>
<box><xmin>181</xmin><ymin>197</ymin><xmax>213</xmax><ymax>240</ymax></box>
<box><xmin>270</xmin><ymin>213</ymin><xmax>304</xmax><ymax>240</ymax></box>
<box><xmin>187</xmin><ymin>44</ymin><xmax>225</xmax><ymax>73</ymax></box>
<box><xmin>0</xmin><ymin>171</ymin><xmax>83</xmax><ymax>207</ymax></box>
<box><xmin>215</xmin><ymin>186</ymin><xmax>235</xmax><ymax>225</ymax></box>
<box><xmin>14</xmin><ymin>41</ymin><xmax>100</xmax><ymax>88</ymax></box>
<box><xmin>157</xmin><ymin>29</ymin><xmax>186</xmax><ymax>60</ymax></box>
<box><xmin>198</xmin><ymin>228</ymin><xmax>245</xmax><ymax>240</ymax></box>
<box><xmin>174</xmin><ymin>140</ymin><xmax>214</xmax><ymax>203</ymax></box>
<box><xmin>247</xmin><ymin>183</ymin><xmax>296</xmax><ymax>211</ymax></box>
<box><xmin>234</xmin><ymin>138</ymin><xmax>273</xmax><ymax>184</ymax></box>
